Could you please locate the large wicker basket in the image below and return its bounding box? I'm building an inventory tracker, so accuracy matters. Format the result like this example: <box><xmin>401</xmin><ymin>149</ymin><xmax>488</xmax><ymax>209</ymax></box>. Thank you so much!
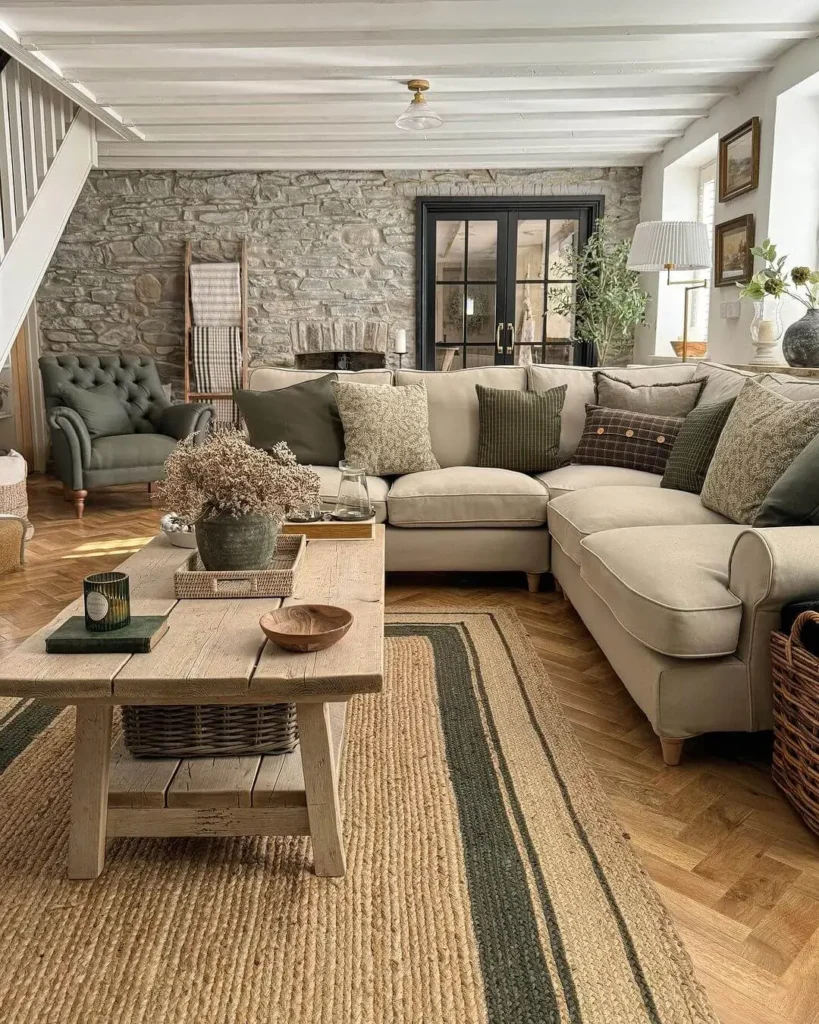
<box><xmin>121</xmin><ymin>703</ymin><xmax>298</xmax><ymax>758</ymax></box>
<box><xmin>770</xmin><ymin>610</ymin><xmax>819</xmax><ymax>835</ymax></box>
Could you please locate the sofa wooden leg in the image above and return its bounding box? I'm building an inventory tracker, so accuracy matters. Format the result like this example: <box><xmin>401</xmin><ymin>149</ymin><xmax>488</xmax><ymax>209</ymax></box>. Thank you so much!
<box><xmin>68</xmin><ymin>489</ymin><xmax>87</xmax><ymax>519</ymax></box>
<box><xmin>148</xmin><ymin>481</ymin><xmax>158</xmax><ymax>494</ymax></box>
<box><xmin>525</xmin><ymin>572</ymin><xmax>542</xmax><ymax>594</ymax></box>
<box><xmin>660</xmin><ymin>737</ymin><xmax>685</xmax><ymax>766</ymax></box>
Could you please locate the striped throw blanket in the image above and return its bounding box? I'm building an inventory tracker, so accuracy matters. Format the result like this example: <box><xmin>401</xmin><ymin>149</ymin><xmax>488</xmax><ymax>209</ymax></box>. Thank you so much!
<box><xmin>191</xmin><ymin>326</ymin><xmax>242</xmax><ymax>395</ymax></box>
<box><xmin>189</xmin><ymin>262</ymin><xmax>241</xmax><ymax>326</ymax></box>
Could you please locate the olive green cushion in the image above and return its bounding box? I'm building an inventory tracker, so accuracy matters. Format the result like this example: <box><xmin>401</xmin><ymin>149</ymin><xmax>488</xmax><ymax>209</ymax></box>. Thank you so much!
<box><xmin>234</xmin><ymin>373</ymin><xmax>343</xmax><ymax>466</ymax></box>
<box><xmin>476</xmin><ymin>384</ymin><xmax>566</xmax><ymax>473</ymax></box>
<box><xmin>58</xmin><ymin>382</ymin><xmax>132</xmax><ymax>439</ymax></box>
<box><xmin>89</xmin><ymin>433</ymin><xmax>178</xmax><ymax>472</ymax></box>
<box><xmin>754</xmin><ymin>433</ymin><xmax>819</xmax><ymax>526</ymax></box>
<box><xmin>661</xmin><ymin>397</ymin><xmax>735</xmax><ymax>494</ymax></box>
<box><xmin>701</xmin><ymin>379</ymin><xmax>819</xmax><ymax>524</ymax></box>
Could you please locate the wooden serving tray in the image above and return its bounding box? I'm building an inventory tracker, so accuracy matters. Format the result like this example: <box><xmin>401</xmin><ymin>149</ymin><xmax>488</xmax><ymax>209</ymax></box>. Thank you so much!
<box><xmin>174</xmin><ymin>533</ymin><xmax>306</xmax><ymax>599</ymax></box>
<box><xmin>281</xmin><ymin>518</ymin><xmax>375</xmax><ymax>540</ymax></box>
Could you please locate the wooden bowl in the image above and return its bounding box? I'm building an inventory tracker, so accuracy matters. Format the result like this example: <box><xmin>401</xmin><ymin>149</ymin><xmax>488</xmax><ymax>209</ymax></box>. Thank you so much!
<box><xmin>671</xmin><ymin>341</ymin><xmax>708</xmax><ymax>359</ymax></box>
<box><xmin>259</xmin><ymin>604</ymin><xmax>354</xmax><ymax>652</ymax></box>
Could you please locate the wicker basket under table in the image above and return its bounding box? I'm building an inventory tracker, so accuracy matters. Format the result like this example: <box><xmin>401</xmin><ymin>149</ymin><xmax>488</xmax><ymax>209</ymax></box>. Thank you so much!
<box><xmin>770</xmin><ymin>610</ymin><xmax>819</xmax><ymax>835</ymax></box>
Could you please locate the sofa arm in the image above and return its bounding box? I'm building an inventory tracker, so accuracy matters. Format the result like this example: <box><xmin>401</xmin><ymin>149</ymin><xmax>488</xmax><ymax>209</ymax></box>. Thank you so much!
<box><xmin>728</xmin><ymin>526</ymin><xmax>819</xmax><ymax>729</ymax></box>
<box><xmin>158</xmin><ymin>402</ymin><xmax>214</xmax><ymax>443</ymax></box>
<box><xmin>48</xmin><ymin>406</ymin><xmax>92</xmax><ymax>487</ymax></box>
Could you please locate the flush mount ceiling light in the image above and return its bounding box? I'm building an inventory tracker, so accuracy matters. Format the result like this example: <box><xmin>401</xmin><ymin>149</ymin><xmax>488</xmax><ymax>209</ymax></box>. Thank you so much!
<box><xmin>395</xmin><ymin>79</ymin><xmax>444</xmax><ymax>132</ymax></box>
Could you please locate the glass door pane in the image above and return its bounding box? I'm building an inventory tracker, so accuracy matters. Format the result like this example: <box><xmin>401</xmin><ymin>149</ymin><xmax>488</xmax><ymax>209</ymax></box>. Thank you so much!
<box><xmin>510</xmin><ymin>215</ymin><xmax>580</xmax><ymax>365</ymax></box>
<box><xmin>432</xmin><ymin>217</ymin><xmax>503</xmax><ymax>369</ymax></box>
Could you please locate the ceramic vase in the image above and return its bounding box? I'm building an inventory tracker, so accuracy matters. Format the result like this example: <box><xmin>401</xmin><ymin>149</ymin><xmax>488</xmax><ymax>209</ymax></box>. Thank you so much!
<box><xmin>783</xmin><ymin>308</ymin><xmax>819</xmax><ymax>367</ymax></box>
<box><xmin>195</xmin><ymin>513</ymin><xmax>279</xmax><ymax>571</ymax></box>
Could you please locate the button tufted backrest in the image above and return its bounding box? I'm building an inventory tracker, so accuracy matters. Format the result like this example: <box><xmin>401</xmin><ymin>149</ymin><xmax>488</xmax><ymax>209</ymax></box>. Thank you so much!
<box><xmin>39</xmin><ymin>354</ymin><xmax>170</xmax><ymax>434</ymax></box>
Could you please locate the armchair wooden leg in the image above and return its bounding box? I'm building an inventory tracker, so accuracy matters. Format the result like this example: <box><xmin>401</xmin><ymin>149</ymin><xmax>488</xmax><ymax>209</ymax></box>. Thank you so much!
<box><xmin>660</xmin><ymin>737</ymin><xmax>685</xmax><ymax>766</ymax></box>
<box><xmin>525</xmin><ymin>572</ymin><xmax>542</xmax><ymax>593</ymax></box>
<box><xmin>67</xmin><ymin>489</ymin><xmax>87</xmax><ymax>519</ymax></box>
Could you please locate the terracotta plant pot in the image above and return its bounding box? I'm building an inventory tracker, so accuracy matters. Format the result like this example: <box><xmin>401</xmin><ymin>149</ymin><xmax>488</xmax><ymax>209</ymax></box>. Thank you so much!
<box><xmin>195</xmin><ymin>513</ymin><xmax>279</xmax><ymax>571</ymax></box>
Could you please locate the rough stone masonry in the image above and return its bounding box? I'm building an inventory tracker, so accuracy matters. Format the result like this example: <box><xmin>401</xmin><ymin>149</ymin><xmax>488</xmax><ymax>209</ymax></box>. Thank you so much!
<box><xmin>37</xmin><ymin>168</ymin><xmax>642</xmax><ymax>392</ymax></box>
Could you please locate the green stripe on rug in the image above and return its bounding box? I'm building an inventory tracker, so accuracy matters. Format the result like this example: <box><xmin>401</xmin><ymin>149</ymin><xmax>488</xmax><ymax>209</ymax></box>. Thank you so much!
<box><xmin>0</xmin><ymin>701</ymin><xmax>62</xmax><ymax>774</ymax></box>
<box><xmin>387</xmin><ymin>622</ymin><xmax>568</xmax><ymax>1024</ymax></box>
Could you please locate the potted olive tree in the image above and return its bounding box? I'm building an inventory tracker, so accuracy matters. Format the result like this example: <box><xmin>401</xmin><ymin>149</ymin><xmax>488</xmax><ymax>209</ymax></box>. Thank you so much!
<box><xmin>160</xmin><ymin>429</ymin><xmax>321</xmax><ymax>571</ymax></box>
<box><xmin>549</xmin><ymin>218</ymin><xmax>649</xmax><ymax>365</ymax></box>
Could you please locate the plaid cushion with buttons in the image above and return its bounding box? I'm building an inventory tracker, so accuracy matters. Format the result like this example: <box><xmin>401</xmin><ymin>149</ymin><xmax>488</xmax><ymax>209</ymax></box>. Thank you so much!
<box><xmin>573</xmin><ymin>405</ymin><xmax>685</xmax><ymax>475</ymax></box>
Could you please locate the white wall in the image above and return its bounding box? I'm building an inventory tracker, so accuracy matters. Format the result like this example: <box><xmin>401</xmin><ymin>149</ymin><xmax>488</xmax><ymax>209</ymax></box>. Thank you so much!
<box><xmin>635</xmin><ymin>35</ymin><xmax>819</xmax><ymax>364</ymax></box>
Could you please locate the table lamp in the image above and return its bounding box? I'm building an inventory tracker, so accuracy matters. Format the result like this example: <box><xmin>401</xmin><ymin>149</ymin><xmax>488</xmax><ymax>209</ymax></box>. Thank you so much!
<box><xmin>627</xmin><ymin>221</ymin><xmax>711</xmax><ymax>362</ymax></box>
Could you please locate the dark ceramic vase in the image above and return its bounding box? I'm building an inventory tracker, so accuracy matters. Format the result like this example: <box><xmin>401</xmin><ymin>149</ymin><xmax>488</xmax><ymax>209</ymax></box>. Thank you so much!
<box><xmin>195</xmin><ymin>513</ymin><xmax>279</xmax><ymax>571</ymax></box>
<box><xmin>783</xmin><ymin>309</ymin><xmax>819</xmax><ymax>367</ymax></box>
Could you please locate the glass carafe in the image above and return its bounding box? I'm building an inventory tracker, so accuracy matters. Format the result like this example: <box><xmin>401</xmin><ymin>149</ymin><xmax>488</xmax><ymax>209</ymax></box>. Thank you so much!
<box><xmin>332</xmin><ymin>464</ymin><xmax>373</xmax><ymax>521</ymax></box>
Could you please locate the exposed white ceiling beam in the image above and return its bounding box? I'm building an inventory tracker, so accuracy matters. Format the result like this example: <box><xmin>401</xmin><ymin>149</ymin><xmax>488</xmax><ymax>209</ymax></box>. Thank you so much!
<box><xmin>0</xmin><ymin>22</ymin><xmax>143</xmax><ymax>141</ymax></box>
<box><xmin>23</xmin><ymin>23</ymin><xmax>819</xmax><ymax>47</ymax></box>
<box><xmin>117</xmin><ymin>128</ymin><xmax>685</xmax><ymax>145</ymax></box>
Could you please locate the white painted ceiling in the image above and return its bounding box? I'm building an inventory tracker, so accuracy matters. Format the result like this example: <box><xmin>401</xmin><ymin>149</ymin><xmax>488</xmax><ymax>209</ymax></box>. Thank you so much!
<box><xmin>1</xmin><ymin>0</ymin><xmax>818</xmax><ymax>169</ymax></box>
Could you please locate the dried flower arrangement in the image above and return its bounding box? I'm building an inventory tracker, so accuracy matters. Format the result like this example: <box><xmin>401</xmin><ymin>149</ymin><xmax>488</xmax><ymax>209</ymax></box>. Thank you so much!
<box><xmin>159</xmin><ymin>429</ymin><xmax>321</xmax><ymax>526</ymax></box>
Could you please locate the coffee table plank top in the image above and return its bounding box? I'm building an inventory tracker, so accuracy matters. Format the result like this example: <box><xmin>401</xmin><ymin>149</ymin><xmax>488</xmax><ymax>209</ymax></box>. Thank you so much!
<box><xmin>0</xmin><ymin>526</ymin><xmax>385</xmax><ymax>704</ymax></box>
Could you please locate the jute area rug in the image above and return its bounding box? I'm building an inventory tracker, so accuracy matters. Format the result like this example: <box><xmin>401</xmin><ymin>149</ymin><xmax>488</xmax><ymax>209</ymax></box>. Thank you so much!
<box><xmin>0</xmin><ymin>610</ymin><xmax>717</xmax><ymax>1024</ymax></box>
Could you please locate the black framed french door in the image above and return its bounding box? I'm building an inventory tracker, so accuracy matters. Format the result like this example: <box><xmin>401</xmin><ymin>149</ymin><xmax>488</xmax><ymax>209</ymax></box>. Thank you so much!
<box><xmin>416</xmin><ymin>197</ymin><xmax>604</xmax><ymax>371</ymax></box>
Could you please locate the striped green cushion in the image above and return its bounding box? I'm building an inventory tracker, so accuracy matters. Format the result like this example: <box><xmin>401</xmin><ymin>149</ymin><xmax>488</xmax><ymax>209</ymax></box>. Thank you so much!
<box><xmin>661</xmin><ymin>397</ymin><xmax>735</xmax><ymax>494</ymax></box>
<box><xmin>476</xmin><ymin>384</ymin><xmax>566</xmax><ymax>473</ymax></box>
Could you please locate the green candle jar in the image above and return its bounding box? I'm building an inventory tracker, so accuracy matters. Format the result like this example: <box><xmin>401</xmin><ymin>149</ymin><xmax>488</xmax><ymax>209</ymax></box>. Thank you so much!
<box><xmin>83</xmin><ymin>571</ymin><xmax>131</xmax><ymax>632</ymax></box>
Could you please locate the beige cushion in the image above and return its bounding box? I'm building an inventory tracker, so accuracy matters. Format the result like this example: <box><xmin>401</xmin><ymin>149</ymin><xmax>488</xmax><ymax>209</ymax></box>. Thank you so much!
<box><xmin>247</xmin><ymin>367</ymin><xmax>392</xmax><ymax>391</ymax></box>
<box><xmin>580</xmin><ymin>525</ymin><xmax>746</xmax><ymax>658</ymax></box>
<box><xmin>528</xmin><ymin>363</ymin><xmax>698</xmax><ymax>459</ymax></box>
<box><xmin>396</xmin><ymin>366</ymin><xmax>527</xmax><ymax>467</ymax></box>
<box><xmin>387</xmin><ymin>466</ymin><xmax>548</xmax><ymax>528</ymax></box>
<box><xmin>313</xmin><ymin>465</ymin><xmax>389</xmax><ymax>523</ymax></box>
<box><xmin>537</xmin><ymin>463</ymin><xmax>662</xmax><ymax>498</ymax></box>
<box><xmin>694</xmin><ymin>362</ymin><xmax>755</xmax><ymax>405</ymax></box>
<box><xmin>758</xmin><ymin>372</ymin><xmax>819</xmax><ymax>402</ymax></box>
<box><xmin>595</xmin><ymin>373</ymin><xmax>705</xmax><ymax>416</ymax></box>
<box><xmin>548</xmin><ymin>486</ymin><xmax>731</xmax><ymax>565</ymax></box>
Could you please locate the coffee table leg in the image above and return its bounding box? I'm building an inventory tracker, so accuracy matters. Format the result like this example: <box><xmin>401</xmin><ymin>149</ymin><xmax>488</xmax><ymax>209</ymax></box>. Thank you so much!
<box><xmin>67</xmin><ymin>705</ymin><xmax>113</xmax><ymax>880</ymax></box>
<box><xmin>297</xmin><ymin>701</ymin><xmax>346</xmax><ymax>877</ymax></box>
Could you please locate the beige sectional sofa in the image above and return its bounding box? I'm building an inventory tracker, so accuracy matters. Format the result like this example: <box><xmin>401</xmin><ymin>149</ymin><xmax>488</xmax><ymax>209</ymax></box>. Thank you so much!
<box><xmin>246</xmin><ymin>361</ymin><xmax>819</xmax><ymax>764</ymax></box>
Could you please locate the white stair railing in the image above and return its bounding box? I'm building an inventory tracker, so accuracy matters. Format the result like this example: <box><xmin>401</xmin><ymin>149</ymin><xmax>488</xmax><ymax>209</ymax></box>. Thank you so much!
<box><xmin>0</xmin><ymin>59</ymin><xmax>77</xmax><ymax>261</ymax></box>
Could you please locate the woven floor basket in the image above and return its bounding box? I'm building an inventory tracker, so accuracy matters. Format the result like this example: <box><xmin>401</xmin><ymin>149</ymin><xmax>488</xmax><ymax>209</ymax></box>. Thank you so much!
<box><xmin>770</xmin><ymin>610</ymin><xmax>819</xmax><ymax>836</ymax></box>
<box><xmin>121</xmin><ymin>703</ymin><xmax>298</xmax><ymax>758</ymax></box>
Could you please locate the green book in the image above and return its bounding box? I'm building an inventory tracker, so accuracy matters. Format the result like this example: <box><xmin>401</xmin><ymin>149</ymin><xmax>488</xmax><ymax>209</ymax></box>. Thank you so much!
<box><xmin>45</xmin><ymin>616</ymin><xmax>169</xmax><ymax>654</ymax></box>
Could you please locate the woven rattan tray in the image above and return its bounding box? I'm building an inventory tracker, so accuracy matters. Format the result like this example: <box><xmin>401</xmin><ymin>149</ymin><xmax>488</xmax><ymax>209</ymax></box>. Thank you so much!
<box><xmin>174</xmin><ymin>533</ymin><xmax>306</xmax><ymax>599</ymax></box>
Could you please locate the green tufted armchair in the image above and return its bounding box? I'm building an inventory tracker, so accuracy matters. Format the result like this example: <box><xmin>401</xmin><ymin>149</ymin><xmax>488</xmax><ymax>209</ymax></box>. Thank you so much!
<box><xmin>39</xmin><ymin>354</ymin><xmax>213</xmax><ymax>518</ymax></box>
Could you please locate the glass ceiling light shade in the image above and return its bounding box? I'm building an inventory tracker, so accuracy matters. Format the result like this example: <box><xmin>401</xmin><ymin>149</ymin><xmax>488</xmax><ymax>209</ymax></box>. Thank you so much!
<box><xmin>627</xmin><ymin>220</ymin><xmax>711</xmax><ymax>272</ymax></box>
<box><xmin>395</xmin><ymin>78</ymin><xmax>444</xmax><ymax>132</ymax></box>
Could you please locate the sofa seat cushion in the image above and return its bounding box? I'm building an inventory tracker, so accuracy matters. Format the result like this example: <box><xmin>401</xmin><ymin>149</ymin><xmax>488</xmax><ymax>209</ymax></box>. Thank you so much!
<box><xmin>536</xmin><ymin>464</ymin><xmax>662</xmax><ymax>498</ymax></box>
<box><xmin>548</xmin><ymin>487</ymin><xmax>731</xmax><ymax>566</ymax></box>
<box><xmin>89</xmin><ymin>433</ymin><xmax>178</xmax><ymax>472</ymax></box>
<box><xmin>312</xmin><ymin>465</ymin><xmax>389</xmax><ymax>523</ymax></box>
<box><xmin>580</xmin><ymin>525</ymin><xmax>746</xmax><ymax>658</ymax></box>
<box><xmin>387</xmin><ymin>467</ymin><xmax>548</xmax><ymax>528</ymax></box>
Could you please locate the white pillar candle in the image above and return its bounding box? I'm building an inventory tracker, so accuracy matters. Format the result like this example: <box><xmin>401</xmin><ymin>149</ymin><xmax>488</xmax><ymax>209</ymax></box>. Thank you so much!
<box><xmin>394</xmin><ymin>329</ymin><xmax>408</xmax><ymax>354</ymax></box>
<box><xmin>757</xmin><ymin>320</ymin><xmax>776</xmax><ymax>345</ymax></box>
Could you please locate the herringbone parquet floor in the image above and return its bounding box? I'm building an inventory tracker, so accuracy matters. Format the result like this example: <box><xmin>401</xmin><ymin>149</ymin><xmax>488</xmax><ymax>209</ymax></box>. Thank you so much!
<box><xmin>6</xmin><ymin>476</ymin><xmax>819</xmax><ymax>1024</ymax></box>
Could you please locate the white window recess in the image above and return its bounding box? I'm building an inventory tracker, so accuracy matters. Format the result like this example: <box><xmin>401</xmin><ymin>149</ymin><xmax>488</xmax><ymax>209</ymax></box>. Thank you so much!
<box><xmin>688</xmin><ymin>161</ymin><xmax>716</xmax><ymax>342</ymax></box>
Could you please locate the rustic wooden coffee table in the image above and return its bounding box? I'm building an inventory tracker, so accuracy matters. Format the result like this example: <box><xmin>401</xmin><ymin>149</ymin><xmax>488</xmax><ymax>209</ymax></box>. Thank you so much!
<box><xmin>0</xmin><ymin>526</ymin><xmax>384</xmax><ymax>880</ymax></box>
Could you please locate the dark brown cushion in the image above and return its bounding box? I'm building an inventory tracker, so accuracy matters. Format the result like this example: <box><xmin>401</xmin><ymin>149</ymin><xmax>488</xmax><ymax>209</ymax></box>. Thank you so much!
<box><xmin>573</xmin><ymin>405</ymin><xmax>684</xmax><ymax>475</ymax></box>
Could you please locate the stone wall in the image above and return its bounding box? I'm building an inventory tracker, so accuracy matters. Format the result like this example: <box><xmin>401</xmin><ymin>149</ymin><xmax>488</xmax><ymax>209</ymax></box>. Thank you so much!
<box><xmin>37</xmin><ymin>168</ymin><xmax>642</xmax><ymax>390</ymax></box>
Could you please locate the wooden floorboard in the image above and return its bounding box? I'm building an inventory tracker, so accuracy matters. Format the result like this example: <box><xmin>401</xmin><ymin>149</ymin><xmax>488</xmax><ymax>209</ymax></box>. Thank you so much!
<box><xmin>6</xmin><ymin>474</ymin><xmax>819</xmax><ymax>1023</ymax></box>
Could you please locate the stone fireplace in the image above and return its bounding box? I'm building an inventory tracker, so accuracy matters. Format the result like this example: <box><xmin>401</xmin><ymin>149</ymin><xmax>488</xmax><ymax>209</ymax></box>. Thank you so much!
<box><xmin>290</xmin><ymin>318</ymin><xmax>388</xmax><ymax>371</ymax></box>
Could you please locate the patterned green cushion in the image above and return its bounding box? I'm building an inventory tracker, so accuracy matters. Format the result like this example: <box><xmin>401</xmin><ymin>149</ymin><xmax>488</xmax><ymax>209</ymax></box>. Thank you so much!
<box><xmin>660</xmin><ymin>397</ymin><xmax>735</xmax><ymax>494</ymax></box>
<box><xmin>476</xmin><ymin>384</ymin><xmax>566</xmax><ymax>473</ymax></box>
<box><xmin>701</xmin><ymin>378</ymin><xmax>819</xmax><ymax>523</ymax></box>
<box><xmin>573</xmin><ymin>405</ymin><xmax>684</xmax><ymax>475</ymax></box>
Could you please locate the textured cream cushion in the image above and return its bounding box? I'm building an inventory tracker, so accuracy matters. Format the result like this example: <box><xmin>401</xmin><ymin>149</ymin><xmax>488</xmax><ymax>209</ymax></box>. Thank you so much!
<box><xmin>701</xmin><ymin>378</ymin><xmax>819</xmax><ymax>524</ymax></box>
<box><xmin>397</xmin><ymin>366</ymin><xmax>527</xmax><ymax>467</ymax></box>
<box><xmin>387</xmin><ymin>467</ymin><xmax>549</xmax><ymax>528</ymax></box>
<box><xmin>580</xmin><ymin>525</ymin><xmax>746</xmax><ymax>658</ymax></box>
<box><xmin>312</xmin><ymin>465</ymin><xmax>389</xmax><ymax>523</ymax></box>
<box><xmin>528</xmin><ymin>363</ymin><xmax>698</xmax><ymax>459</ymax></box>
<box><xmin>693</xmin><ymin>362</ymin><xmax>755</xmax><ymax>405</ymax></box>
<box><xmin>548</xmin><ymin>486</ymin><xmax>731</xmax><ymax>565</ymax></box>
<box><xmin>247</xmin><ymin>367</ymin><xmax>392</xmax><ymax>390</ymax></box>
<box><xmin>333</xmin><ymin>381</ymin><xmax>439</xmax><ymax>476</ymax></box>
<box><xmin>536</xmin><ymin>463</ymin><xmax>662</xmax><ymax>498</ymax></box>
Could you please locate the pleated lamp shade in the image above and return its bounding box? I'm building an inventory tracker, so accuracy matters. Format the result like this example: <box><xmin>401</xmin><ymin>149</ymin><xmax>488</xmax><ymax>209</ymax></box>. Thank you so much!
<box><xmin>627</xmin><ymin>221</ymin><xmax>711</xmax><ymax>272</ymax></box>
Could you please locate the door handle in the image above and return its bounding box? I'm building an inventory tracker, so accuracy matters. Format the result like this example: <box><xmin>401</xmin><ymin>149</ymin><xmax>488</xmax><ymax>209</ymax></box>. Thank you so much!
<box><xmin>506</xmin><ymin>322</ymin><xmax>516</xmax><ymax>351</ymax></box>
<box><xmin>495</xmin><ymin>322</ymin><xmax>504</xmax><ymax>353</ymax></box>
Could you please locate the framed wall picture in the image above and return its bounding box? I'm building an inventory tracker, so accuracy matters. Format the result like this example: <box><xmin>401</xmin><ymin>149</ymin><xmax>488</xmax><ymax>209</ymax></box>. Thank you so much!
<box><xmin>715</xmin><ymin>215</ymin><xmax>755</xmax><ymax>287</ymax></box>
<box><xmin>719</xmin><ymin>117</ymin><xmax>760</xmax><ymax>202</ymax></box>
